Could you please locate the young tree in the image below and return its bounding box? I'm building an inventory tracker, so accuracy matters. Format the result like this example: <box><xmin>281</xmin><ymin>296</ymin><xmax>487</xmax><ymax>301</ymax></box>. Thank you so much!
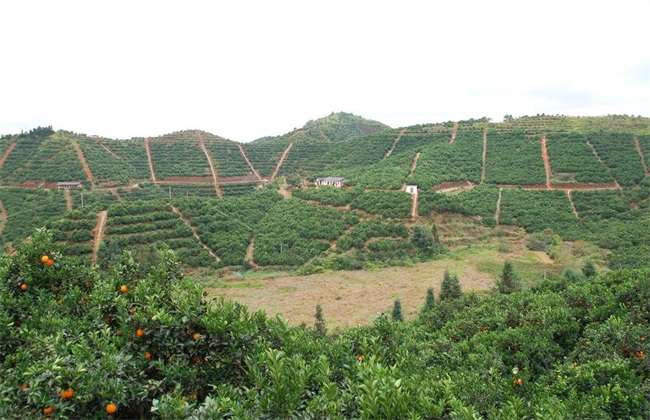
<box><xmin>439</xmin><ymin>270</ymin><xmax>462</xmax><ymax>301</ymax></box>
<box><xmin>411</xmin><ymin>224</ymin><xmax>443</xmax><ymax>256</ymax></box>
<box><xmin>391</xmin><ymin>299</ymin><xmax>404</xmax><ymax>322</ymax></box>
<box><xmin>497</xmin><ymin>260</ymin><xmax>521</xmax><ymax>294</ymax></box>
<box><xmin>421</xmin><ymin>287</ymin><xmax>436</xmax><ymax>314</ymax></box>
<box><xmin>314</xmin><ymin>304</ymin><xmax>327</xmax><ymax>337</ymax></box>
<box><xmin>582</xmin><ymin>261</ymin><xmax>597</xmax><ymax>278</ymax></box>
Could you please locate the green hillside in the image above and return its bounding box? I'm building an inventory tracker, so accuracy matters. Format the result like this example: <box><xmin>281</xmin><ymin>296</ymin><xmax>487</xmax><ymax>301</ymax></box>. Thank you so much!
<box><xmin>0</xmin><ymin>114</ymin><xmax>649</xmax><ymax>272</ymax></box>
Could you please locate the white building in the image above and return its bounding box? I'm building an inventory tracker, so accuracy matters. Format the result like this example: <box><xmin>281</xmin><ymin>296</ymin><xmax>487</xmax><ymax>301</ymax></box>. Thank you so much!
<box><xmin>315</xmin><ymin>177</ymin><xmax>345</xmax><ymax>187</ymax></box>
<box><xmin>406</xmin><ymin>185</ymin><xmax>418</xmax><ymax>195</ymax></box>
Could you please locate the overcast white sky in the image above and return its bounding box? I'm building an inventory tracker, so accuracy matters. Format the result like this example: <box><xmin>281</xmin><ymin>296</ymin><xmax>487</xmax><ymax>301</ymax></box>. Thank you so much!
<box><xmin>1</xmin><ymin>1</ymin><xmax>648</xmax><ymax>142</ymax></box>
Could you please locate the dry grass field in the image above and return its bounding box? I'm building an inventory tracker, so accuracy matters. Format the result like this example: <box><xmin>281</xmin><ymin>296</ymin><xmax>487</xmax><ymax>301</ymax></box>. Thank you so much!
<box><xmin>203</xmin><ymin>237</ymin><xmax>564</xmax><ymax>330</ymax></box>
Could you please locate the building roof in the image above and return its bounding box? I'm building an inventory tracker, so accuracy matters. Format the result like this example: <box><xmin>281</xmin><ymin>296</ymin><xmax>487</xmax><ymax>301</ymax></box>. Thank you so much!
<box><xmin>57</xmin><ymin>181</ymin><xmax>82</xmax><ymax>186</ymax></box>
<box><xmin>317</xmin><ymin>177</ymin><xmax>345</xmax><ymax>182</ymax></box>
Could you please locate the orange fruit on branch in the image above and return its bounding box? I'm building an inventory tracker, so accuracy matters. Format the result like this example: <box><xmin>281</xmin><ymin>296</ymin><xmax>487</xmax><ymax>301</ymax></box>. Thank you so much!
<box><xmin>136</xmin><ymin>328</ymin><xmax>144</xmax><ymax>337</ymax></box>
<box><xmin>41</xmin><ymin>255</ymin><xmax>49</xmax><ymax>263</ymax></box>
<box><xmin>60</xmin><ymin>388</ymin><xmax>74</xmax><ymax>399</ymax></box>
<box><xmin>106</xmin><ymin>403</ymin><xmax>118</xmax><ymax>414</ymax></box>
<box><xmin>120</xmin><ymin>285</ymin><xmax>129</xmax><ymax>293</ymax></box>
<box><xmin>20</xmin><ymin>283</ymin><xmax>27</xmax><ymax>291</ymax></box>
<box><xmin>193</xmin><ymin>333</ymin><xmax>201</xmax><ymax>341</ymax></box>
<box><xmin>46</xmin><ymin>259</ymin><xmax>54</xmax><ymax>266</ymax></box>
<box><xmin>43</xmin><ymin>406</ymin><xmax>54</xmax><ymax>415</ymax></box>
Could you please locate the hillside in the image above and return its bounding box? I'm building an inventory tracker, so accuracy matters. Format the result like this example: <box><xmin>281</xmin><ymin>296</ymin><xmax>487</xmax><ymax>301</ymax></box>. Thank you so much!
<box><xmin>0</xmin><ymin>114</ymin><xmax>648</xmax><ymax>272</ymax></box>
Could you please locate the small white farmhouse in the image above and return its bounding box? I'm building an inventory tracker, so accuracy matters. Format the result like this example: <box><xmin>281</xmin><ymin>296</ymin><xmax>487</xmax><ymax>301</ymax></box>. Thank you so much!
<box><xmin>315</xmin><ymin>177</ymin><xmax>345</xmax><ymax>187</ymax></box>
<box><xmin>406</xmin><ymin>185</ymin><xmax>418</xmax><ymax>195</ymax></box>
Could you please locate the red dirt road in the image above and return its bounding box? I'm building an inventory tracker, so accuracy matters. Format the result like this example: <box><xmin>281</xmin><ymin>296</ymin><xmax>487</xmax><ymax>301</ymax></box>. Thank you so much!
<box><xmin>541</xmin><ymin>134</ymin><xmax>551</xmax><ymax>188</ymax></box>
<box><xmin>197</xmin><ymin>131</ymin><xmax>223</xmax><ymax>198</ymax></box>
<box><xmin>0</xmin><ymin>142</ymin><xmax>17</xmax><ymax>168</ymax></box>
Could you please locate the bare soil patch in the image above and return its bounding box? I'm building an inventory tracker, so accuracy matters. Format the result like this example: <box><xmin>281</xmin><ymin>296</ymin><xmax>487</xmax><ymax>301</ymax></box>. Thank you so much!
<box><xmin>72</xmin><ymin>141</ymin><xmax>94</xmax><ymax>184</ymax></box>
<box><xmin>91</xmin><ymin>211</ymin><xmax>107</xmax><ymax>265</ymax></box>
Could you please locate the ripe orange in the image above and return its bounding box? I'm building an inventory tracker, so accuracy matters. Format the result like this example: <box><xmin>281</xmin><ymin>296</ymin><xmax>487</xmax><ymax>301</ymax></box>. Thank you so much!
<box><xmin>106</xmin><ymin>403</ymin><xmax>117</xmax><ymax>414</ymax></box>
<box><xmin>193</xmin><ymin>333</ymin><xmax>201</xmax><ymax>341</ymax></box>
<box><xmin>60</xmin><ymin>388</ymin><xmax>74</xmax><ymax>399</ymax></box>
<box><xmin>43</xmin><ymin>406</ymin><xmax>54</xmax><ymax>415</ymax></box>
<box><xmin>136</xmin><ymin>328</ymin><xmax>144</xmax><ymax>337</ymax></box>
<box><xmin>46</xmin><ymin>259</ymin><xmax>54</xmax><ymax>266</ymax></box>
<box><xmin>120</xmin><ymin>285</ymin><xmax>129</xmax><ymax>293</ymax></box>
<box><xmin>513</xmin><ymin>378</ymin><xmax>523</xmax><ymax>386</ymax></box>
<box><xmin>41</xmin><ymin>255</ymin><xmax>49</xmax><ymax>263</ymax></box>
<box><xmin>145</xmin><ymin>352</ymin><xmax>151</xmax><ymax>360</ymax></box>
<box><xmin>20</xmin><ymin>283</ymin><xmax>27</xmax><ymax>291</ymax></box>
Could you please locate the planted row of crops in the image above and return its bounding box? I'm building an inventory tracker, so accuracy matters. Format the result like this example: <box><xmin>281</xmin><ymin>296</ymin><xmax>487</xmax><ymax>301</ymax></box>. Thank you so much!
<box><xmin>0</xmin><ymin>188</ymin><xmax>68</xmax><ymax>246</ymax></box>
<box><xmin>158</xmin><ymin>183</ymin><xmax>217</xmax><ymax>198</ymax></box>
<box><xmin>418</xmin><ymin>185</ymin><xmax>499</xmax><ymax>225</ymax></box>
<box><xmin>546</xmin><ymin>133</ymin><xmax>614</xmax><ymax>183</ymax></box>
<box><xmin>174</xmin><ymin>190</ymin><xmax>283</xmax><ymax>266</ymax></box>
<box><xmin>46</xmin><ymin>207</ymin><xmax>96</xmax><ymax>258</ymax></box>
<box><xmin>242</xmin><ymin>143</ymin><xmax>287</xmax><ymax>178</ymax></box>
<box><xmin>485</xmin><ymin>130</ymin><xmax>546</xmax><ymax>185</ymax></box>
<box><xmin>149</xmin><ymin>132</ymin><xmax>212</xmax><ymax>179</ymax></box>
<box><xmin>277</xmin><ymin>140</ymin><xmax>332</xmax><ymax>177</ymax></box>
<box><xmin>97</xmin><ymin>200</ymin><xmax>215</xmax><ymax>269</ymax></box>
<box><xmin>349</xmin><ymin>190</ymin><xmax>412</xmax><ymax>219</ymax></box>
<box><xmin>344</xmin><ymin>150</ymin><xmax>415</xmax><ymax>189</ymax></box>
<box><xmin>499</xmin><ymin>189</ymin><xmax>577</xmax><ymax>233</ymax></box>
<box><xmin>201</xmin><ymin>133</ymin><xmax>252</xmax><ymax>178</ymax></box>
<box><xmin>0</xmin><ymin>128</ymin><xmax>88</xmax><ymax>184</ymax></box>
<box><xmin>588</xmin><ymin>133</ymin><xmax>645</xmax><ymax>186</ymax></box>
<box><xmin>292</xmin><ymin>185</ymin><xmax>363</xmax><ymax>206</ymax></box>
<box><xmin>336</xmin><ymin>219</ymin><xmax>409</xmax><ymax>252</ymax></box>
<box><xmin>75</xmin><ymin>135</ymin><xmax>145</xmax><ymax>184</ymax></box>
<box><xmin>220</xmin><ymin>182</ymin><xmax>257</xmax><ymax>197</ymax></box>
<box><xmin>98</xmin><ymin>138</ymin><xmax>152</xmax><ymax>180</ymax></box>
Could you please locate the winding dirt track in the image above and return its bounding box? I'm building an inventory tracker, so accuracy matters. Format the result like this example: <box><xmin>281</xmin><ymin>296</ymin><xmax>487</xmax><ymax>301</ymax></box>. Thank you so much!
<box><xmin>0</xmin><ymin>200</ymin><xmax>7</xmax><ymax>235</ymax></box>
<box><xmin>634</xmin><ymin>136</ymin><xmax>649</xmax><ymax>176</ymax></box>
<box><xmin>244</xmin><ymin>237</ymin><xmax>259</xmax><ymax>268</ymax></box>
<box><xmin>72</xmin><ymin>141</ymin><xmax>94</xmax><ymax>184</ymax></box>
<box><xmin>0</xmin><ymin>142</ymin><xmax>17</xmax><ymax>168</ymax></box>
<box><xmin>93</xmin><ymin>137</ymin><xmax>121</xmax><ymax>159</ymax></box>
<box><xmin>449</xmin><ymin>121</ymin><xmax>459</xmax><ymax>144</ymax></box>
<box><xmin>91</xmin><ymin>211</ymin><xmax>107</xmax><ymax>265</ymax></box>
<box><xmin>144</xmin><ymin>138</ymin><xmax>156</xmax><ymax>182</ymax></box>
<box><xmin>64</xmin><ymin>189</ymin><xmax>73</xmax><ymax>211</ymax></box>
<box><xmin>481</xmin><ymin>126</ymin><xmax>488</xmax><ymax>183</ymax></box>
<box><xmin>495</xmin><ymin>187</ymin><xmax>503</xmax><ymax>225</ymax></box>
<box><xmin>384</xmin><ymin>129</ymin><xmax>406</xmax><ymax>159</ymax></box>
<box><xmin>567</xmin><ymin>190</ymin><xmax>579</xmax><ymax>218</ymax></box>
<box><xmin>271</xmin><ymin>143</ymin><xmax>293</xmax><ymax>181</ymax></box>
<box><xmin>197</xmin><ymin>131</ymin><xmax>223</xmax><ymax>198</ymax></box>
<box><xmin>541</xmin><ymin>134</ymin><xmax>551</xmax><ymax>188</ymax></box>
<box><xmin>237</xmin><ymin>145</ymin><xmax>262</xmax><ymax>181</ymax></box>
<box><xmin>171</xmin><ymin>206</ymin><xmax>220</xmax><ymax>264</ymax></box>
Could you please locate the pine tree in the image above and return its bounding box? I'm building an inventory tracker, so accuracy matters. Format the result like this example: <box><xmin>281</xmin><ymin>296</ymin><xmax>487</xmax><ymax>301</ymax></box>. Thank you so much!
<box><xmin>582</xmin><ymin>261</ymin><xmax>597</xmax><ymax>278</ymax></box>
<box><xmin>497</xmin><ymin>260</ymin><xmax>521</xmax><ymax>294</ymax></box>
<box><xmin>391</xmin><ymin>299</ymin><xmax>404</xmax><ymax>322</ymax></box>
<box><xmin>421</xmin><ymin>287</ymin><xmax>436</xmax><ymax>314</ymax></box>
<box><xmin>439</xmin><ymin>270</ymin><xmax>462</xmax><ymax>301</ymax></box>
<box><xmin>314</xmin><ymin>304</ymin><xmax>327</xmax><ymax>337</ymax></box>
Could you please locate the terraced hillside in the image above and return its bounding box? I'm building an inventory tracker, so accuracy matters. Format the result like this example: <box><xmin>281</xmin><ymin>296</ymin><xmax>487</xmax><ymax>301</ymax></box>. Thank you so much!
<box><xmin>1</xmin><ymin>114</ymin><xmax>648</xmax><ymax>270</ymax></box>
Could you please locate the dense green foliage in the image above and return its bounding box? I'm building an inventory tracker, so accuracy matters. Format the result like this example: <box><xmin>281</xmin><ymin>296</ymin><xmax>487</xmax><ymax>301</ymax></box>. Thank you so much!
<box><xmin>588</xmin><ymin>133</ymin><xmax>645</xmax><ymax>186</ymax></box>
<box><xmin>148</xmin><ymin>132</ymin><xmax>212</xmax><ymax>179</ymax></box>
<box><xmin>545</xmin><ymin>133</ymin><xmax>614</xmax><ymax>183</ymax></box>
<box><xmin>485</xmin><ymin>130</ymin><xmax>546</xmax><ymax>185</ymax></box>
<box><xmin>350</xmin><ymin>191</ymin><xmax>412</xmax><ymax>219</ymax></box>
<box><xmin>1</xmin><ymin>232</ymin><xmax>648</xmax><ymax>418</ymax></box>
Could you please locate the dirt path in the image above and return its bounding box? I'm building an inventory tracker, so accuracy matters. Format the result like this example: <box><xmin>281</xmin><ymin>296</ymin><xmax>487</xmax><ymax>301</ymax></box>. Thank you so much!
<box><xmin>64</xmin><ymin>189</ymin><xmax>73</xmax><ymax>211</ymax></box>
<box><xmin>244</xmin><ymin>237</ymin><xmax>259</xmax><ymax>269</ymax></box>
<box><xmin>495</xmin><ymin>187</ymin><xmax>503</xmax><ymax>225</ymax></box>
<box><xmin>91</xmin><ymin>210</ymin><xmax>107</xmax><ymax>265</ymax></box>
<box><xmin>171</xmin><ymin>206</ymin><xmax>220</xmax><ymax>264</ymax></box>
<box><xmin>0</xmin><ymin>200</ymin><xmax>7</xmax><ymax>235</ymax></box>
<box><xmin>402</xmin><ymin>152</ymin><xmax>421</xmax><ymax>191</ymax></box>
<box><xmin>110</xmin><ymin>188</ymin><xmax>123</xmax><ymax>202</ymax></box>
<box><xmin>278</xmin><ymin>182</ymin><xmax>292</xmax><ymax>199</ymax></box>
<box><xmin>0</xmin><ymin>142</ymin><xmax>17</xmax><ymax>168</ymax></box>
<box><xmin>384</xmin><ymin>129</ymin><xmax>405</xmax><ymax>159</ymax></box>
<box><xmin>72</xmin><ymin>141</ymin><xmax>94</xmax><ymax>184</ymax></box>
<box><xmin>197</xmin><ymin>131</ymin><xmax>223</xmax><ymax>198</ymax></box>
<box><xmin>93</xmin><ymin>137</ymin><xmax>121</xmax><ymax>159</ymax></box>
<box><xmin>481</xmin><ymin>126</ymin><xmax>488</xmax><ymax>183</ymax></box>
<box><xmin>144</xmin><ymin>138</ymin><xmax>156</xmax><ymax>182</ymax></box>
<box><xmin>319</xmin><ymin>130</ymin><xmax>333</xmax><ymax>144</ymax></box>
<box><xmin>541</xmin><ymin>133</ymin><xmax>551</xmax><ymax>188</ymax></box>
<box><xmin>271</xmin><ymin>142</ymin><xmax>293</xmax><ymax>181</ymax></box>
<box><xmin>586</xmin><ymin>140</ymin><xmax>620</xmax><ymax>188</ymax></box>
<box><xmin>238</xmin><ymin>144</ymin><xmax>262</xmax><ymax>181</ymax></box>
<box><xmin>634</xmin><ymin>136</ymin><xmax>649</xmax><ymax>176</ymax></box>
<box><xmin>411</xmin><ymin>192</ymin><xmax>418</xmax><ymax>220</ymax></box>
<box><xmin>449</xmin><ymin>121</ymin><xmax>459</xmax><ymax>144</ymax></box>
<box><xmin>567</xmin><ymin>190</ymin><xmax>579</xmax><ymax>218</ymax></box>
